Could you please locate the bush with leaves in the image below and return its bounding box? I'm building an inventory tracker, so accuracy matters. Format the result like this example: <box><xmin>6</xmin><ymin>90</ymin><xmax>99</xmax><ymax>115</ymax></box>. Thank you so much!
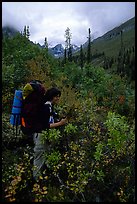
<box><xmin>2</xmin><ymin>32</ymin><xmax>135</xmax><ymax>202</ymax></box>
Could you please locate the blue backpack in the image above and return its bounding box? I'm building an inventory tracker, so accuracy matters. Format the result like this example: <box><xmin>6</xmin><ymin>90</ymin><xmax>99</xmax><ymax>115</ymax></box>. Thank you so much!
<box><xmin>10</xmin><ymin>89</ymin><xmax>23</xmax><ymax>136</ymax></box>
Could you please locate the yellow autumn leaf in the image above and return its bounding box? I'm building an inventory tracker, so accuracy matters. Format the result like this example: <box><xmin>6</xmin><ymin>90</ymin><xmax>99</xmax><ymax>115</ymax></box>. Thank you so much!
<box><xmin>42</xmin><ymin>186</ymin><xmax>47</xmax><ymax>190</ymax></box>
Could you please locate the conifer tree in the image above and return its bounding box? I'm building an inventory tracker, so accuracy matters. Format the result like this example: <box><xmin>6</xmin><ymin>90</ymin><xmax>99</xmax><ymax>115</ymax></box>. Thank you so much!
<box><xmin>64</xmin><ymin>27</ymin><xmax>72</xmax><ymax>61</ymax></box>
<box><xmin>68</xmin><ymin>46</ymin><xmax>72</xmax><ymax>62</ymax></box>
<box><xmin>44</xmin><ymin>37</ymin><xmax>48</xmax><ymax>52</ymax></box>
<box><xmin>26</xmin><ymin>26</ymin><xmax>30</xmax><ymax>39</ymax></box>
<box><xmin>23</xmin><ymin>25</ymin><xmax>27</xmax><ymax>37</ymax></box>
<box><xmin>87</xmin><ymin>28</ymin><xmax>91</xmax><ymax>64</ymax></box>
<box><xmin>117</xmin><ymin>30</ymin><xmax>124</xmax><ymax>75</ymax></box>
<box><xmin>23</xmin><ymin>25</ymin><xmax>30</xmax><ymax>39</ymax></box>
<box><xmin>64</xmin><ymin>48</ymin><xmax>67</xmax><ymax>64</ymax></box>
<box><xmin>80</xmin><ymin>45</ymin><xmax>84</xmax><ymax>69</ymax></box>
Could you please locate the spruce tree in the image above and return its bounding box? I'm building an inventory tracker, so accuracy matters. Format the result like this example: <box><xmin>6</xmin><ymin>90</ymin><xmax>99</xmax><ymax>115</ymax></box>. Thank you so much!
<box><xmin>44</xmin><ymin>37</ymin><xmax>48</xmax><ymax>52</ymax></box>
<box><xmin>117</xmin><ymin>30</ymin><xmax>124</xmax><ymax>76</ymax></box>
<box><xmin>80</xmin><ymin>45</ymin><xmax>84</xmax><ymax>69</ymax></box>
<box><xmin>87</xmin><ymin>28</ymin><xmax>91</xmax><ymax>64</ymax></box>
<box><xmin>26</xmin><ymin>26</ymin><xmax>30</xmax><ymax>39</ymax></box>
<box><xmin>64</xmin><ymin>27</ymin><xmax>72</xmax><ymax>62</ymax></box>
<box><xmin>23</xmin><ymin>25</ymin><xmax>30</xmax><ymax>39</ymax></box>
<box><xmin>23</xmin><ymin>25</ymin><xmax>27</xmax><ymax>37</ymax></box>
<box><xmin>64</xmin><ymin>48</ymin><xmax>67</xmax><ymax>64</ymax></box>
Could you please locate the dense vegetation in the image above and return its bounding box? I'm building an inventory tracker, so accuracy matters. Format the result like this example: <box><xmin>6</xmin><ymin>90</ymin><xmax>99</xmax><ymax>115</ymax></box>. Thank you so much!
<box><xmin>2</xmin><ymin>25</ymin><xmax>135</xmax><ymax>202</ymax></box>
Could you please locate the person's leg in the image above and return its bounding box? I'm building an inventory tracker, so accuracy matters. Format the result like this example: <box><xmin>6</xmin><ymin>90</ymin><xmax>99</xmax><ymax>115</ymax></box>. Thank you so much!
<box><xmin>33</xmin><ymin>133</ymin><xmax>45</xmax><ymax>180</ymax></box>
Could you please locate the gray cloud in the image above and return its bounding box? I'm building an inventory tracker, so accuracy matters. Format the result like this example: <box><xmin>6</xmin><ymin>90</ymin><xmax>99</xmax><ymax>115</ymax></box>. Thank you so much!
<box><xmin>2</xmin><ymin>2</ymin><xmax>135</xmax><ymax>47</ymax></box>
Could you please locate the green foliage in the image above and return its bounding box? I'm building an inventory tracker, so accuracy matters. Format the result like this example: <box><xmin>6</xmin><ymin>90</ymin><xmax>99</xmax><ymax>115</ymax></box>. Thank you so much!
<box><xmin>94</xmin><ymin>142</ymin><xmax>104</xmax><ymax>161</ymax></box>
<box><xmin>2</xmin><ymin>27</ymin><xmax>135</xmax><ymax>202</ymax></box>
<box><xmin>74</xmin><ymin>18</ymin><xmax>135</xmax><ymax>79</ymax></box>
<box><xmin>44</xmin><ymin>150</ymin><xmax>61</xmax><ymax>169</ymax></box>
<box><xmin>88</xmin><ymin>24</ymin><xmax>135</xmax><ymax>59</ymax></box>
<box><xmin>104</xmin><ymin>111</ymin><xmax>134</xmax><ymax>155</ymax></box>
<box><xmin>2</xmin><ymin>106</ymin><xmax>135</xmax><ymax>202</ymax></box>
<box><xmin>2</xmin><ymin>147</ymin><xmax>34</xmax><ymax>202</ymax></box>
<box><xmin>64</xmin><ymin>123</ymin><xmax>78</xmax><ymax>135</ymax></box>
<box><xmin>2</xmin><ymin>33</ymin><xmax>57</xmax><ymax>112</ymax></box>
<box><xmin>41</xmin><ymin>129</ymin><xmax>62</xmax><ymax>144</ymax></box>
<box><xmin>77</xmin><ymin>65</ymin><xmax>135</xmax><ymax>118</ymax></box>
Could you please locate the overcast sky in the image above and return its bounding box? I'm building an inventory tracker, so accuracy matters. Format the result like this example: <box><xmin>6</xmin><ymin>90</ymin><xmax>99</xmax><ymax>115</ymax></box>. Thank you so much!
<box><xmin>2</xmin><ymin>2</ymin><xmax>135</xmax><ymax>47</ymax></box>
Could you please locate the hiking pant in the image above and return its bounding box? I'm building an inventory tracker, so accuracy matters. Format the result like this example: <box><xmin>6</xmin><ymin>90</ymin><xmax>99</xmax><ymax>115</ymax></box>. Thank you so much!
<box><xmin>33</xmin><ymin>132</ymin><xmax>48</xmax><ymax>180</ymax></box>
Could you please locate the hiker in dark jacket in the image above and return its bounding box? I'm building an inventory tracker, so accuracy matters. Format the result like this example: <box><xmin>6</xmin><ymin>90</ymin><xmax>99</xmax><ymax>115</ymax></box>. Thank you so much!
<box><xmin>33</xmin><ymin>87</ymin><xmax>68</xmax><ymax>179</ymax></box>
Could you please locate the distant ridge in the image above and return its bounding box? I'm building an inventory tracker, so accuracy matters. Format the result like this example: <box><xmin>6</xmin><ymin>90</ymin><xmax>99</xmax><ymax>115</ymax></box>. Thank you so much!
<box><xmin>82</xmin><ymin>17</ymin><xmax>135</xmax><ymax>48</ymax></box>
<box><xmin>94</xmin><ymin>16</ymin><xmax>135</xmax><ymax>42</ymax></box>
<box><xmin>2</xmin><ymin>16</ymin><xmax>135</xmax><ymax>59</ymax></box>
<box><xmin>2</xmin><ymin>26</ymin><xmax>19</xmax><ymax>38</ymax></box>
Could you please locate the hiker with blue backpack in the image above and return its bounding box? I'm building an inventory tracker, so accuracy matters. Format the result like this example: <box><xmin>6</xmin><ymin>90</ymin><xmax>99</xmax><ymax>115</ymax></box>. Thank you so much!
<box><xmin>10</xmin><ymin>80</ymin><xmax>68</xmax><ymax>180</ymax></box>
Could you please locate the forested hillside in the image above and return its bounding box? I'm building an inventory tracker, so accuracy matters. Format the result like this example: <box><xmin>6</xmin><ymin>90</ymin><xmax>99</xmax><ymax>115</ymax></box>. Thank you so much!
<box><xmin>73</xmin><ymin>17</ymin><xmax>135</xmax><ymax>80</ymax></box>
<box><xmin>2</xmin><ymin>22</ymin><xmax>135</xmax><ymax>202</ymax></box>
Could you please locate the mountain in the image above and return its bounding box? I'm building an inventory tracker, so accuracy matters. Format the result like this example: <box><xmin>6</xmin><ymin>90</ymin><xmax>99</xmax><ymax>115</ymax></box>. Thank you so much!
<box><xmin>2</xmin><ymin>16</ymin><xmax>134</xmax><ymax>61</ymax></box>
<box><xmin>49</xmin><ymin>44</ymin><xmax>64</xmax><ymax>58</ymax></box>
<box><xmin>82</xmin><ymin>17</ymin><xmax>135</xmax><ymax>57</ymax></box>
<box><xmin>2</xmin><ymin>26</ymin><xmax>20</xmax><ymax>38</ymax></box>
<box><xmin>82</xmin><ymin>17</ymin><xmax>135</xmax><ymax>48</ymax></box>
<box><xmin>48</xmin><ymin>44</ymin><xmax>80</xmax><ymax>58</ymax></box>
<box><xmin>50</xmin><ymin>17</ymin><xmax>135</xmax><ymax>59</ymax></box>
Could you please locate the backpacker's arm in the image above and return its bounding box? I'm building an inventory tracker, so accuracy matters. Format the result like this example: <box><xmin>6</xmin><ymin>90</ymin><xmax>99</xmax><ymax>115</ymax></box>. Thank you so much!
<box><xmin>49</xmin><ymin>118</ymin><xmax>68</xmax><ymax>128</ymax></box>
